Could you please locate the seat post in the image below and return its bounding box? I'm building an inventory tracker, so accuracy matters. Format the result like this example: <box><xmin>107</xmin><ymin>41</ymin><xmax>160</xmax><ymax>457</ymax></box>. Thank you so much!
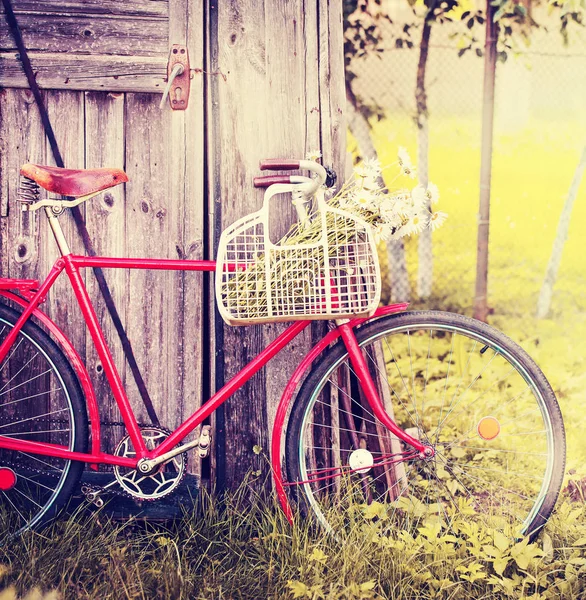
<box><xmin>44</xmin><ymin>206</ymin><xmax>71</xmax><ymax>256</ymax></box>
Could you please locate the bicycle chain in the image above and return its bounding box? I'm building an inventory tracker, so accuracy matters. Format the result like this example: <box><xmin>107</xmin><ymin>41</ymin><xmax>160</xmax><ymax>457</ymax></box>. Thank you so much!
<box><xmin>0</xmin><ymin>423</ymin><xmax>189</xmax><ymax>504</ymax></box>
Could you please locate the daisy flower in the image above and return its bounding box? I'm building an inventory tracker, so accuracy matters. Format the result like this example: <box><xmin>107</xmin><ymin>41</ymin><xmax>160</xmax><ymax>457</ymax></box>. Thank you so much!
<box><xmin>351</xmin><ymin>188</ymin><xmax>378</xmax><ymax>211</ymax></box>
<box><xmin>430</xmin><ymin>211</ymin><xmax>448</xmax><ymax>231</ymax></box>
<box><xmin>306</xmin><ymin>149</ymin><xmax>322</xmax><ymax>161</ymax></box>
<box><xmin>362</xmin><ymin>157</ymin><xmax>383</xmax><ymax>178</ymax></box>
<box><xmin>404</xmin><ymin>212</ymin><xmax>429</xmax><ymax>236</ymax></box>
<box><xmin>426</xmin><ymin>182</ymin><xmax>440</xmax><ymax>204</ymax></box>
<box><xmin>411</xmin><ymin>184</ymin><xmax>427</xmax><ymax>208</ymax></box>
<box><xmin>401</xmin><ymin>164</ymin><xmax>417</xmax><ymax>179</ymax></box>
<box><xmin>397</xmin><ymin>147</ymin><xmax>412</xmax><ymax>168</ymax></box>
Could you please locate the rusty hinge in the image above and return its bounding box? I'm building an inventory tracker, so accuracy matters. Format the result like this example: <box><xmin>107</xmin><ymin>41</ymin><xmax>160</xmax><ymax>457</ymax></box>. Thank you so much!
<box><xmin>160</xmin><ymin>44</ymin><xmax>190</xmax><ymax>111</ymax></box>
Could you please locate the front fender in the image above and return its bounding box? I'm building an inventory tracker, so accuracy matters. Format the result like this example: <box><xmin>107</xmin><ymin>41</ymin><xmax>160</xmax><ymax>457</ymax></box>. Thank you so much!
<box><xmin>0</xmin><ymin>291</ymin><xmax>101</xmax><ymax>463</ymax></box>
<box><xmin>270</xmin><ymin>302</ymin><xmax>409</xmax><ymax>522</ymax></box>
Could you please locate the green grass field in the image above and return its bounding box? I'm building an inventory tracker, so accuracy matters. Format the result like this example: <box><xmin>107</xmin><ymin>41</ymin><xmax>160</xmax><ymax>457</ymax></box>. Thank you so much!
<box><xmin>367</xmin><ymin>115</ymin><xmax>586</xmax><ymax>476</ymax></box>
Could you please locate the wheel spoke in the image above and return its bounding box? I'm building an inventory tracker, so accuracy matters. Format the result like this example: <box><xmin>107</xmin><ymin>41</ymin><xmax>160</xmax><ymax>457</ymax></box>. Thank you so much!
<box><xmin>290</xmin><ymin>313</ymin><xmax>564</xmax><ymax>541</ymax></box>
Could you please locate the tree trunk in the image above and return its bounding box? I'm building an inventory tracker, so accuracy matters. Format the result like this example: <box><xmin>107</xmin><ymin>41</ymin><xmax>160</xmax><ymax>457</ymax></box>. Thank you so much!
<box><xmin>416</xmin><ymin>19</ymin><xmax>433</xmax><ymax>299</ymax></box>
<box><xmin>536</xmin><ymin>145</ymin><xmax>586</xmax><ymax>318</ymax></box>
<box><xmin>473</xmin><ymin>1</ymin><xmax>498</xmax><ymax>322</ymax></box>
<box><xmin>346</xmin><ymin>86</ymin><xmax>410</xmax><ymax>302</ymax></box>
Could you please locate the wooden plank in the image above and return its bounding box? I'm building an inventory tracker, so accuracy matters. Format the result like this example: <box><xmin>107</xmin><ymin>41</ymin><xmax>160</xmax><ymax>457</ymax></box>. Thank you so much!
<box><xmin>0</xmin><ymin>88</ymin><xmax>46</xmax><ymax>283</ymax></box>
<box><xmin>0</xmin><ymin>53</ymin><xmax>167</xmax><ymax>93</ymax></box>
<box><xmin>124</xmin><ymin>93</ymin><xmax>186</xmax><ymax>432</ymax></box>
<box><xmin>83</xmin><ymin>91</ymin><xmax>128</xmax><ymax>455</ymax></box>
<box><xmin>11</xmin><ymin>0</ymin><xmax>167</xmax><ymax>18</ymax></box>
<box><xmin>211</xmin><ymin>0</ymin><xmax>345</xmax><ymax>491</ymax></box>
<box><xmin>168</xmin><ymin>0</ymin><xmax>205</xmax><ymax>475</ymax></box>
<box><xmin>0</xmin><ymin>14</ymin><xmax>168</xmax><ymax>57</ymax></box>
<box><xmin>43</xmin><ymin>91</ymin><xmax>87</xmax><ymax>357</ymax></box>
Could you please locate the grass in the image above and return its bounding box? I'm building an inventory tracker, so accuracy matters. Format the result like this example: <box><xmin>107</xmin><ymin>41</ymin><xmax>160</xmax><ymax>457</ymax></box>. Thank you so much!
<box><xmin>2</xmin><ymin>485</ymin><xmax>586</xmax><ymax>599</ymax></box>
<box><xmin>2</xmin><ymin>114</ymin><xmax>586</xmax><ymax>598</ymax></box>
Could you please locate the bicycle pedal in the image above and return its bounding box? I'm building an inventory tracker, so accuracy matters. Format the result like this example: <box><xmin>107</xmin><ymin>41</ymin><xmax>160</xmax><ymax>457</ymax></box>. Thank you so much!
<box><xmin>197</xmin><ymin>425</ymin><xmax>212</xmax><ymax>458</ymax></box>
<box><xmin>81</xmin><ymin>484</ymin><xmax>104</xmax><ymax>507</ymax></box>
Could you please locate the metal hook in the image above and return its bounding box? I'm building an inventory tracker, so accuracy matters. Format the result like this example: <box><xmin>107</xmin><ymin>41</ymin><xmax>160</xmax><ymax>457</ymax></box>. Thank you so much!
<box><xmin>159</xmin><ymin>63</ymin><xmax>185</xmax><ymax>109</ymax></box>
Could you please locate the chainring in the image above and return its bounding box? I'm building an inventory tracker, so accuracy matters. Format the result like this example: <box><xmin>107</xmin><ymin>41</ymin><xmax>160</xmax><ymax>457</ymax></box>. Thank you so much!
<box><xmin>113</xmin><ymin>426</ymin><xmax>186</xmax><ymax>501</ymax></box>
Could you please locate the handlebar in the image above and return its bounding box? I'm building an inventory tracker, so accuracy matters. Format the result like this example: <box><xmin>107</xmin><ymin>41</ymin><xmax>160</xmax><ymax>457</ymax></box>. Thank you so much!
<box><xmin>255</xmin><ymin>159</ymin><xmax>329</xmax><ymax>196</ymax></box>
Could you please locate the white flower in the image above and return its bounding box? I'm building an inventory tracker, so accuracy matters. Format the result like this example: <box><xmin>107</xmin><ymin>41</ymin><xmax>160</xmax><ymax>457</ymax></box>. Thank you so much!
<box><xmin>404</xmin><ymin>212</ymin><xmax>429</xmax><ymax>236</ymax></box>
<box><xmin>426</xmin><ymin>182</ymin><xmax>440</xmax><ymax>205</ymax></box>
<box><xmin>401</xmin><ymin>164</ymin><xmax>417</xmax><ymax>179</ymax></box>
<box><xmin>363</xmin><ymin>157</ymin><xmax>382</xmax><ymax>178</ymax></box>
<box><xmin>351</xmin><ymin>188</ymin><xmax>378</xmax><ymax>210</ymax></box>
<box><xmin>306</xmin><ymin>149</ymin><xmax>322</xmax><ymax>161</ymax></box>
<box><xmin>398</xmin><ymin>147</ymin><xmax>412</xmax><ymax>168</ymax></box>
<box><xmin>362</xmin><ymin>175</ymin><xmax>381</xmax><ymax>192</ymax></box>
<box><xmin>411</xmin><ymin>184</ymin><xmax>427</xmax><ymax>208</ymax></box>
<box><xmin>430</xmin><ymin>211</ymin><xmax>448</xmax><ymax>231</ymax></box>
<box><xmin>391</xmin><ymin>192</ymin><xmax>414</xmax><ymax>218</ymax></box>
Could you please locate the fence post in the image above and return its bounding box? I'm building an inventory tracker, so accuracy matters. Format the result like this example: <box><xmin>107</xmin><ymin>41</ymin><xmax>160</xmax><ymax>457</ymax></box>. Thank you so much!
<box><xmin>474</xmin><ymin>0</ymin><xmax>498</xmax><ymax>322</ymax></box>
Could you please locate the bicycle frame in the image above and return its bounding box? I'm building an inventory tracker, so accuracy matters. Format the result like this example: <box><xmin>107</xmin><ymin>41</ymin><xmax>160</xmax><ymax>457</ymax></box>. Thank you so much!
<box><xmin>0</xmin><ymin>250</ymin><xmax>424</xmax><ymax>521</ymax></box>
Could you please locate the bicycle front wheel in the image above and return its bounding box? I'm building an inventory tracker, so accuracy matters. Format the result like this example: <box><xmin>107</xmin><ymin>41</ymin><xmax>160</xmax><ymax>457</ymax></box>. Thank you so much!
<box><xmin>286</xmin><ymin>311</ymin><xmax>565</xmax><ymax>540</ymax></box>
<box><xmin>0</xmin><ymin>302</ymin><xmax>88</xmax><ymax>539</ymax></box>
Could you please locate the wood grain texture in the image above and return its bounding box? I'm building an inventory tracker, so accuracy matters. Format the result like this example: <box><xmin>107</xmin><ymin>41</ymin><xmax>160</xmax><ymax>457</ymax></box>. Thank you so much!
<box><xmin>0</xmin><ymin>0</ymin><xmax>206</xmax><ymax>486</ymax></box>
<box><xmin>0</xmin><ymin>14</ymin><xmax>167</xmax><ymax>57</ymax></box>
<box><xmin>0</xmin><ymin>53</ymin><xmax>167</xmax><ymax>93</ymax></box>
<box><xmin>9</xmin><ymin>0</ymin><xmax>168</xmax><ymax>18</ymax></box>
<box><xmin>0</xmin><ymin>0</ymin><xmax>170</xmax><ymax>92</ymax></box>
<box><xmin>168</xmin><ymin>0</ymin><xmax>205</xmax><ymax>475</ymax></box>
<box><xmin>43</xmin><ymin>91</ymin><xmax>87</xmax><ymax>357</ymax></box>
<box><xmin>83</xmin><ymin>91</ymin><xmax>128</xmax><ymax>455</ymax></box>
<box><xmin>0</xmin><ymin>88</ymin><xmax>45</xmax><ymax>282</ymax></box>
<box><xmin>210</xmin><ymin>0</ymin><xmax>345</xmax><ymax>490</ymax></box>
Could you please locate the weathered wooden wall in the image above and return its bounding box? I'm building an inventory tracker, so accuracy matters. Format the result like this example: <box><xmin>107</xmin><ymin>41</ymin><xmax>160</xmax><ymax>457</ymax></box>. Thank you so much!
<box><xmin>209</xmin><ymin>1</ymin><xmax>345</xmax><ymax>489</ymax></box>
<box><xmin>0</xmin><ymin>0</ymin><xmax>346</xmax><ymax>489</ymax></box>
<box><xmin>0</xmin><ymin>0</ymin><xmax>205</xmax><ymax>472</ymax></box>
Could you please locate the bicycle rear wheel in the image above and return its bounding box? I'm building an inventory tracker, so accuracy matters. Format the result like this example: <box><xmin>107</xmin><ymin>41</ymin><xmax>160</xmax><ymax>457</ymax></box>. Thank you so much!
<box><xmin>286</xmin><ymin>311</ymin><xmax>565</xmax><ymax>540</ymax></box>
<box><xmin>0</xmin><ymin>302</ymin><xmax>88</xmax><ymax>538</ymax></box>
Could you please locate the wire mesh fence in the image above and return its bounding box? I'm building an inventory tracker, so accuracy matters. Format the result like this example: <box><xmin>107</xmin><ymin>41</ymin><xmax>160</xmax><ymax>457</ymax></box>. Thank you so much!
<box><xmin>347</xmin><ymin>11</ymin><xmax>586</xmax><ymax>321</ymax></box>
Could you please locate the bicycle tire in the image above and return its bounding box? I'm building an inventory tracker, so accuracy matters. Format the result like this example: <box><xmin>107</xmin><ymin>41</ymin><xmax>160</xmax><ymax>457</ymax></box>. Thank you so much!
<box><xmin>286</xmin><ymin>311</ymin><xmax>565</xmax><ymax>540</ymax></box>
<box><xmin>0</xmin><ymin>301</ymin><xmax>88</xmax><ymax>538</ymax></box>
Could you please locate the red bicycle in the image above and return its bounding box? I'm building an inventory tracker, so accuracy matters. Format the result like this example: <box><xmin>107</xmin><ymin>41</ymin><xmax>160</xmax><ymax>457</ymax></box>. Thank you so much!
<box><xmin>0</xmin><ymin>159</ymin><xmax>565</xmax><ymax>541</ymax></box>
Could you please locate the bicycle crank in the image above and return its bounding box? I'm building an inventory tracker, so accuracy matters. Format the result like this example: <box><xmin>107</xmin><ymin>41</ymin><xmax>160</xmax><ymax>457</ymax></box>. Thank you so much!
<box><xmin>136</xmin><ymin>425</ymin><xmax>211</xmax><ymax>474</ymax></box>
<box><xmin>114</xmin><ymin>427</ymin><xmax>187</xmax><ymax>501</ymax></box>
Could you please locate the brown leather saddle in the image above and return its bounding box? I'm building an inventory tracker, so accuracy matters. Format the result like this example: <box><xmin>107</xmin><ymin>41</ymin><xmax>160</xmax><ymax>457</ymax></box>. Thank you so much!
<box><xmin>20</xmin><ymin>164</ymin><xmax>128</xmax><ymax>198</ymax></box>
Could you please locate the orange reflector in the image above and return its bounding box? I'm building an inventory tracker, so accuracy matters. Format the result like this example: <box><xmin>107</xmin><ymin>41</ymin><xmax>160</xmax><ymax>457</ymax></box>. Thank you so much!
<box><xmin>477</xmin><ymin>416</ymin><xmax>500</xmax><ymax>441</ymax></box>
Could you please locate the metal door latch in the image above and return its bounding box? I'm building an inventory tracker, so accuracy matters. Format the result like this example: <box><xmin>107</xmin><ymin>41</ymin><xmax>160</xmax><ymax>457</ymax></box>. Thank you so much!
<box><xmin>160</xmin><ymin>44</ymin><xmax>190</xmax><ymax>110</ymax></box>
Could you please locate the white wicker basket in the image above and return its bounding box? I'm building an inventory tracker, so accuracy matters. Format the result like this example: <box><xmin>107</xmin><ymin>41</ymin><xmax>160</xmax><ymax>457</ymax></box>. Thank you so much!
<box><xmin>215</xmin><ymin>185</ymin><xmax>381</xmax><ymax>325</ymax></box>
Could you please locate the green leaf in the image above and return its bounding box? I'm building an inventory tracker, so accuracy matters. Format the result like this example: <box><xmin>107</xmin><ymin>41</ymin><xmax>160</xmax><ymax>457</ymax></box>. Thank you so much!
<box><xmin>494</xmin><ymin>530</ymin><xmax>510</xmax><ymax>553</ymax></box>
<box><xmin>287</xmin><ymin>580</ymin><xmax>309</xmax><ymax>599</ymax></box>
<box><xmin>360</xmin><ymin>580</ymin><xmax>376</xmax><ymax>592</ymax></box>
<box><xmin>363</xmin><ymin>501</ymin><xmax>387</xmax><ymax>520</ymax></box>
<box><xmin>308</xmin><ymin>548</ymin><xmax>328</xmax><ymax>563</ymax></box>
<box><xmin>572</xmin><ymin>537</ymin><xmax>586</xmax><ymax>546</ymax></box>
<box><xmin>493</xmin><ymin>557</ymin><xmax>509</xmax><ymax>576</ymax></box>
<box><xmin>543</xmin><ymin>532</ymin><xmax>554</xmax><ymax>561</ymax></box>
<box><xmin>450</xmin><ymin>446</ymin><xmax>467</xmax><ymax>458</ymax></box>
<box><xmin>253</xmin><ymin>444</ymin><xmax>262</xmax><ymax>454</ymax></box>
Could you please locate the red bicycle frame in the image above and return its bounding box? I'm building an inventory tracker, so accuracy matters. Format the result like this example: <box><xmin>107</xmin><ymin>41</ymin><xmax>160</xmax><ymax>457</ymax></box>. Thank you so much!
<box><xmin>0</xmin><ymin>252</ymin><xmax>425</xmax><ymax>521</ymax></box>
